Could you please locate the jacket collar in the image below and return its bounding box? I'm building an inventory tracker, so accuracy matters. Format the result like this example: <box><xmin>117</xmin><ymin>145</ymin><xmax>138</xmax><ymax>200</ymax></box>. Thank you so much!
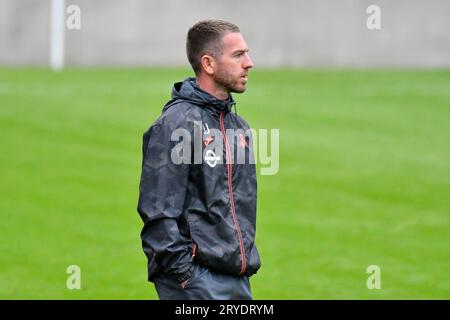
<box><xmin>166</xmin><ymin>77</ymin><xmax>235</xmax><ymax>113</ymax></box>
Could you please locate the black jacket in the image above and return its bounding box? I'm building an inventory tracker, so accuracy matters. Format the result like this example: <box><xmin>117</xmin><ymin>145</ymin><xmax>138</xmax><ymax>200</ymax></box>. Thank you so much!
<box><xmin>137</xmin><ymin>78</ymin><xmax>261</xmax><ymax>283</ymax></box>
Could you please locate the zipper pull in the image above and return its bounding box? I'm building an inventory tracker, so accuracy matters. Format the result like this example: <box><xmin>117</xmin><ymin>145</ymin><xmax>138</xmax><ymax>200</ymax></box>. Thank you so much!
<box><xmin>191</xmin><ymin>243</ymin><xmax>197</xmax><ymax>261</ymax></box>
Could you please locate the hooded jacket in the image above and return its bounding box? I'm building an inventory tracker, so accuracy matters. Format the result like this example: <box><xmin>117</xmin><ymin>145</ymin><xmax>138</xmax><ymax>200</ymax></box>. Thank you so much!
<box><xmin>137</xmin><ymin>78</ymin><xmax>261</xmax><ymax>283</ymax></box>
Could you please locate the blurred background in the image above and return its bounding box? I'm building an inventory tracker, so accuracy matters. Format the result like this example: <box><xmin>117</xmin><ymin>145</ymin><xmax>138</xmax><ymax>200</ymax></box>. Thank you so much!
<box><xmin>0</xmin><ymin>0</ymin><xmax>449</xmax><ymax>299</ymax></box>
<box><xmin>1</xmin><ymin>0</ymin><xmax>450</xmax><ymax>67</ymax></box>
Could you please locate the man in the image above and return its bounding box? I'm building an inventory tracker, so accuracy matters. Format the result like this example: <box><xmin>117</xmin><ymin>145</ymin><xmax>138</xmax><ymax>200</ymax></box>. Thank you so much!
<box><xmin>137</xmin><ymin>20</ymin><xmax>261</xmax><ymax>300</ymax></box>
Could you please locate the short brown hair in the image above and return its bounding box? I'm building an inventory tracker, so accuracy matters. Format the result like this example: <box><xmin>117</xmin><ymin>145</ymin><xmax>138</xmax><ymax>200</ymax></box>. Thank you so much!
<box><xmin>186</xmin><ymin>20</ymin><xmax>240</xmax><ymax>74</ymax></box>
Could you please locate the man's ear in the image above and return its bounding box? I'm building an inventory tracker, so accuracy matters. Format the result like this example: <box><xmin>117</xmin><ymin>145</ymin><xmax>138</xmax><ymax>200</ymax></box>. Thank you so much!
<box><xmin>200</xmin><ymin>55</ymin><xmax>216</xmax><ymax>75</ymax></box>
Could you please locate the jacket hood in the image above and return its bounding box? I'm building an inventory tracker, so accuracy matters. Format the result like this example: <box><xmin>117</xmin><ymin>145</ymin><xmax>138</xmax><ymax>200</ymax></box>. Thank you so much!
<box><xmin>163</xmin><ymin>77</ymin><xmax>235</xmax><ymax>113</ymax></box>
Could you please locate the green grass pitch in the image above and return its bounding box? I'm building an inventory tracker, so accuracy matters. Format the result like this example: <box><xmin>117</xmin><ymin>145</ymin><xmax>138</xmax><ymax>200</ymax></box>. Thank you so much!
<box><xmin>0</xmin><ymin>67</ymin><xmax>449</xmax><ymax>299</ymax></box>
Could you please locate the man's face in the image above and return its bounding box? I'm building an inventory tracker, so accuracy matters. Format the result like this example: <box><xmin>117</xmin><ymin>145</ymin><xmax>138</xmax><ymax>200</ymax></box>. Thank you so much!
<box><xmin>213</xmin><ymin>32</ymin><xmax>254</xmax><ymax>94</ymax></box>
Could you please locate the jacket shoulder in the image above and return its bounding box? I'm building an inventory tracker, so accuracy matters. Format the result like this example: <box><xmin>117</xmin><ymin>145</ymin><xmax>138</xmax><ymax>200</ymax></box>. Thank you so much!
<box><xmin>145</xmin><ymin>100</ymin><xmax>203</xmax><ymax>136</ymax></box>
<box><xmin>163</xmin><ymin>100</ymin><xmax>203</xmax><ymax>123</ymax></box>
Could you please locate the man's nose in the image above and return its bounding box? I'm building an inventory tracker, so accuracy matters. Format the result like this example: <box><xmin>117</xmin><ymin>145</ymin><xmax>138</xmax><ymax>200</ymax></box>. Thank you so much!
<box><xmin>243</xmin><ymin>53</ymin><xmax>254</xmax><ymax>69</ymax></box>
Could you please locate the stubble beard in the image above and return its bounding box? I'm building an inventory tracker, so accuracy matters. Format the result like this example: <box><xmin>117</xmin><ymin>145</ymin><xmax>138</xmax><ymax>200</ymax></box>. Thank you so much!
<box><xmin>214</xmin><ymin>68</ymin><xmax>246</xmax><ymax>94</ymax></box>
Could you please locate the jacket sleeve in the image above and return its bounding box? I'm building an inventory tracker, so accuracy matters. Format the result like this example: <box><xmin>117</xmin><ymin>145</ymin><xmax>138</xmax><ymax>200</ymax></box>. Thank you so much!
<box><xmin>137</xmin><ymin>119</ymin><xmax>194</xmax><ymax>283</ymax></box>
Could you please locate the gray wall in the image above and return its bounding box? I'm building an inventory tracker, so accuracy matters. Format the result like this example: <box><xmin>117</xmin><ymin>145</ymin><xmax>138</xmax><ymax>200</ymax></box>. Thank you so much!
<box><xmin>1</xmin><ymin>0</ymin><xmax>449</xmax><ymax>67</ymax></box>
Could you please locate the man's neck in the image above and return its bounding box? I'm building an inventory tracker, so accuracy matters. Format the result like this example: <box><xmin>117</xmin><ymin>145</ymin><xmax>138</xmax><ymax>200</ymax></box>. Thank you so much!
<box><xmin>196</xmin><ymin>76</ymin><xmax>229</xmax><ymax>101</ymax></box>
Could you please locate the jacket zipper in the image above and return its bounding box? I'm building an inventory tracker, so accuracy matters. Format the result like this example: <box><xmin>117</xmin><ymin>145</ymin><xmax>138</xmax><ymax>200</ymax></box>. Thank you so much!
<box><xmin>220</xmin><ymin>112</ymin><xmax>247</xmax><ymax>275</ymax></box>
<box><xmin>190</xmin><ymin>234</ymin><xmax>197</xmax><ymax>260</ymax></box>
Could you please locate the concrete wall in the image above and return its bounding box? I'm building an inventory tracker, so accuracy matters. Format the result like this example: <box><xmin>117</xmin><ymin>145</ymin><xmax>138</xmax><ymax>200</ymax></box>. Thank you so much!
<box><xmin>1</xmin><ymin>0</ymin><xmax>449</xmax><ymax>67</ymax></box>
